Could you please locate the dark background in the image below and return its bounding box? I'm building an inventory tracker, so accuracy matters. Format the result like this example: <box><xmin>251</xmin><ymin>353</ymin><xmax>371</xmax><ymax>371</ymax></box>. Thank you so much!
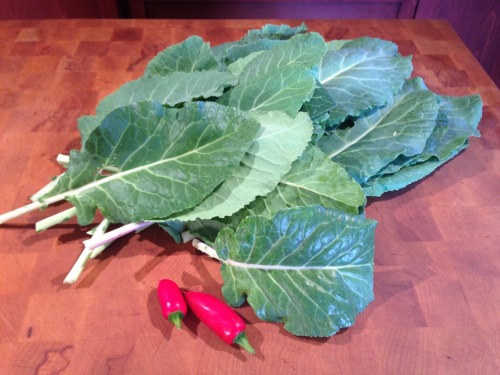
<box><xmin>0</xmin><ymin>0</ymin><xmax>498</xmax><ymax>87</ymax></box>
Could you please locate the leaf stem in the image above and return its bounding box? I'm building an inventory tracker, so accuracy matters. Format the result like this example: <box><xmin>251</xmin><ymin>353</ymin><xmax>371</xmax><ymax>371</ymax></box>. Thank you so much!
<box><xmin>0</xmin><ymin>201</ymin><xmax>48</xmax><ymax>225</ymax></box>
<box><xmin>89</xmin><ymin>219</ymin><xmax>111</xmax><ymax>258</ymax></box>
<box><xmin>63</xmin><ymin>219</ymin><xmax>111</xmax><ymax>284</ymax></box>
<box><xmin>63</xmin><ymin>246</ymin><xmax>93</xmax><ymax>284</ymax></box>
<box><xmin>30</xmin><ymin>175</ymin><xmax>63</xmax><ymax>202</ymax></box>
<box><xmin>56</xmin><ymin>154</ymin><xmax>70</xmax><ymax>168</ymax></box>
<box><xmin>191</xmin><ymin>239</ymin><xmax>222</xmax><ymax>261</ymax></box>
<box><xmin>83</xmin><ymin>221</ymin><xmax>153</xmax><ymax>250</ymax></box>
<box><xmin>35</xmin><ymin>207</ymin><xmax>77</xmax><ymax>232</ymax></box>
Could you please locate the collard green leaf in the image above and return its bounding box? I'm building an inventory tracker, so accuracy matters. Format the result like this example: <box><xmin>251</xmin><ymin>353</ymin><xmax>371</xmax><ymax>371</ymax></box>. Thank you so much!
<box><xmin>214</xmin><ymin>205</ymin><xmax>376</xmax><ymax>337</ymax></box>
<box><xmin>226</xmin><ymin>51</ymin><xmax>265</xmax><ymax>76</ymax></box>
<box><xmin>316</xmin><ymin>80</ymin><xmax>439</xmax><ymax>183</ymax></box>
<box><xmin>45</xmin><ymin>101</ymin><xmax>260</xmax><ymax>225</ymax></box>
<box><xmin>97</xmin><ymin>71</ymin><xmax>237</xmax><ymax>116</ymax></box>
<box><xmin>212</xmin><ymin>23</ymin><xmax>308</xmax><ymax>66</ymax></box>
<box><xmin>318</xmin><ymin>37</ymin><xmax>412</xmax><ymax>124</ymax></box>
<box><xmin>362</xmin><ymin>93</ymin><xmax>482</xmax><ymax>196</ymax></box>
<box><xmin>301</xmin><ymin>82</ymin><xmax>335</xmax><ymax>120</ymax></box>
<box><xmin>238</xmin><ymin>32</ymin><xmax>327</xmax><ymax>83</ymax></box>
<box><xmin>242</xmin><ymin>23</ymin><xmax>308</xmax><ymax>42</ymax></box>
<box><xmin>77</xmin><ymin>71</ymin><xmax>239</xmax><ymax>143</ymax></box>
<box><xmin>362</xmin><ymin>143</ymin><xmax>468</xmax><ymax>197</ymax></box>
<box><xmin>165</xmin><ymin>111</ymin><xmax>313</xmax><ymax>222</ymax></box>
<box><xmin>427</xmin><ymin>94</ymin><xmax>481</xmax><ymax>160</ymax></box>
<box><xmin>77</xmin><ymin>115</ymin><xmax>101</xmax><ymax>146</ymax></box>
<box><xmin>225</xmin><ymin>145</ymin><xmax>365</xmax><ymax>229</ymax></box>
<box><xmin>228</xmin><ymin>65</ymin><xmax>315</xmax><ymax>116</ymax></box>
<box><xmin>145</xmin><ymin>36</ymin><xmax>219</xmax><ymax>76</ymax></box>
<box><xmin>326</xmin><ymin>39</ymin><xmax>351</xmax><ymax>51</ymax></box>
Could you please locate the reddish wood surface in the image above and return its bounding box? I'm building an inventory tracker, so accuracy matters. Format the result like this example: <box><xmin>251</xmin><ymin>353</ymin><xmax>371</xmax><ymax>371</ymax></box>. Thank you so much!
<box><xmin>415</xmin><ymin>0</ymin><xmax>500</xmax><ymax>88</ymax></box>
<box><xmin>0</xmin><ymin>19</ymin><xmax>499</xmax><ymax>375</ymax></box>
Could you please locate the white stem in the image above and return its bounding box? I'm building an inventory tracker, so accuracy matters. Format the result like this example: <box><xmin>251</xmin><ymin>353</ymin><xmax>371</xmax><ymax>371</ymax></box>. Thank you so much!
<box><xmin>56</xmin><ymin>154</ymin><xmax>70</xmax><ymax>168</ymax></box>
<box><xmin>63</xmin><ymin>247</ymin><xmax>92</xmax><ymax>284</ymax></box>
<box><xmin>35</xmin><ymin>207</ymin><xmax>77</xmax><ymax>232</ymax></box>
<box><xmin>192</xmin><ymin>239</ymin><xmax>222</xmax><ymax>261</ymax></box>
<box><xmin>89</xmin><ymin>219</ymin><xmax>112</xmax><ymax>258</ymax></box>
<box><xmin>83</xmin><ymin>221</ymin><xmax>153</xmax><ymax>250</ymax></box>
<box><xmin>89</xmin><ymin>242</ymin><xmax>112</xmax><ymax>259</ymax></box>
<box><xmin>63</xmin><ymin>218</ymin><xmax>111</xmax><ymax>284</ymax></box>
<box><xmin>30</xmin><ymin>175</ymin><xmax>62</xmax><ymax>202</ymax></box>
<box><xmin>0</xmin><ymin>201</ymin><xmax>48</xmax><ymax>225</ymax></box>
<box><xmin>181</xmin><ymin>230</ymin><xmax>196</xmax><ymax>243</ymax></box>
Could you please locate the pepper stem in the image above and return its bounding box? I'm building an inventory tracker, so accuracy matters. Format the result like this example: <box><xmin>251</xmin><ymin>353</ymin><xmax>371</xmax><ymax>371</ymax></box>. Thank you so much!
<box><xmin>168</xmin><ymin>311</ymin><xmax>184</xmax><ymax>329</ymax></box>
<box><xmin>233</xmin><ymin>331</ymin><xmax>255</xmax><ymax>354</ymax></box>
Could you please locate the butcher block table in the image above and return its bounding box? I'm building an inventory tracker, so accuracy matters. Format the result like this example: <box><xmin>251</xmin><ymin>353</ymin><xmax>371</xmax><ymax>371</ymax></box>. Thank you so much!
<box><xmin>0</xmin><ymin>18</ymin><xmax>499</xmax><ymax>375</ymax></box>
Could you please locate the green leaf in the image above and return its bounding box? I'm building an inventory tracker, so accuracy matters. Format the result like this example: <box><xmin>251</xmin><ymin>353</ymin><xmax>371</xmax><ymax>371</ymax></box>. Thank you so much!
<box><xmin>225</xmin><ymin>145</ymin><xmax>366</xmax><ymax>230</ymax></box>
<box><xmin>166</xmin><ymin>111</ymin><xmax>313</xmax><ymax>222</ymax></box>
<box><xmin>238</xmin><ymin>32</ymin><xmax>327</xmax><ymax>83</ymax></box>
<box><xmin>362</xmin><ymin>93</ymin><xmax>482</xmax><ymax>196</ymax></box>
<box><xmin>145</xmin><ymin>36</ymin><xmax>219</xmax><ymax>76</ymax></box>
<box><xmin>242</xmin><ymin>23</ymin><xmax>308</xmax><ymax>43</ymax></box>
<box><xmin>301</xmin><ymin>82</ymin><xmax>335</xmax><ymax>120</ymax></box>
<box><xmin>79</xmin><ymin>71</ymin><xmax>237</xmax><ymax>146</ymax></box>
<box><xmin>316</xmin><ymin>80</ymin><xmax>439</xmax><ymax>183</ymax></box>
<box><xmin>212</xmin><ymin>23</ymin><xmax>308</xmax><ymax>66</ymax></box>
<box><xmin>214</xmin><ymin>205</ymin><xmax>376</xmax><ymax>337</ymax></box>
<box><xmin>76</xmin><ymin>71</ymin><xmax>239</xmax><ymax>143</ymax></box>
<box><xmin>45</xmin><ymin>101</ymin><xmax>260</xmax><ymax>225</ymax></box>
<box><xmin>426</xmin><ymin>94</ymin><xmax>482</xmax><ymax>160</ymax></box>
<box><xmin>226</xmin><ymin>51</ymin><xmax>265</xmax><ymax>76</ymax></box>
<box><xmin>97</xmin><ymin>71</ymin><xmax>237</xmax><ymax>116</ymax></box>
<box><xmin>228</xmin><ymin>65</ymin><xmax>316</xmax><ymax>116</ymax></box>
<box><xmin>318</xmin><ymin>37</ymin><xmax>413</xmax><ymax>124</ymax></box>
<box><xmin>77</xmin><ymin>115</ymin><xmax>101</xmax><ymax>146</ymax></box>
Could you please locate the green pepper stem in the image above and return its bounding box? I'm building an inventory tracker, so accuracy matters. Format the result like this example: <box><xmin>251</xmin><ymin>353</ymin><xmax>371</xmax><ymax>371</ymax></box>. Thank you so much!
<box><xmin>168</xmin><ymin>311</ymin><xmax>184</xmax><ymax>329</ymax></box>
<box><xmin>233</xmin><ymin>331</ymin><xmax>255</xmax><ymax>354</ymax></box>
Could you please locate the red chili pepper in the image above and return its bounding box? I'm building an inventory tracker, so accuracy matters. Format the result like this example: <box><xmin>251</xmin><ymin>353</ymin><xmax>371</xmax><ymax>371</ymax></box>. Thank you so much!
<box><xmin>184</xmin><ymin>291</ymin><xmax>255</xmax><ymax>354</ymax></box>
<box><xmin>157</xmin><ymin>279</ymin><xmax>188</xmax><ymax>329</ymax></box>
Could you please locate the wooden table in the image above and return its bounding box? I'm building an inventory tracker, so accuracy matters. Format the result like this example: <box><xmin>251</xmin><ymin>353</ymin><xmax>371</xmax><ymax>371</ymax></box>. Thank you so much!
<box><xmin>0</xmin><ymin>19</ymin><xmax>498</xmax><ymax>375</ymax></box>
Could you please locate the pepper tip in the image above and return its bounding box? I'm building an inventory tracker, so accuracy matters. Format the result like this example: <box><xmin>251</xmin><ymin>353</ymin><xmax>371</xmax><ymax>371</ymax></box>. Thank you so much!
<box><xmin>234</xmin><ymin>331</ymin><xmax>255</xmax><ymax>354</ymax></box>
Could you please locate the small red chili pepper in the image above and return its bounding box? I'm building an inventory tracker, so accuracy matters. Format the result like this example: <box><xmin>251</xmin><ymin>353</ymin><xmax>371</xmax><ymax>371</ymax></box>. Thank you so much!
<box><xmin>157</xmin><ymin>279</ymin><xmax>188</xmax><ymax>329</ymax></box>
<box><xmin>184</xmin><ymin>291</ymin><xmax>255</xmax><ymax>354</ymax></box>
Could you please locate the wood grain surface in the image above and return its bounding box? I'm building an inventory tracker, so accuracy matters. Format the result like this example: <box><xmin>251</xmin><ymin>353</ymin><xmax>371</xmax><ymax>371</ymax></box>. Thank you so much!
<box><xmin>0</xmin><ymin>19</ymin><xmax>498</xmax><ymax>375</ymax></box>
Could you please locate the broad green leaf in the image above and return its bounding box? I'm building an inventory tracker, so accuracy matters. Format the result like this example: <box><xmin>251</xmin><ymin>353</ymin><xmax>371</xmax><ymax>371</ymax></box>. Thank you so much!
<box><xmin>318</xmin><ymin>37</ymin><xmax>412</xmax><ymax>124</ymax></box>
<box><xmin>301</xmin><ymin>82</ymin><xmax>335</xmax><ymax>120</ymax></box>
<box><xmin>214</xmin><ymin>205</ymin><xmax>376</xmax><ymax>337</ymax></box>
<box><xmin>427</xmin><ymin>94</ymin><xmax>481</xmax><ymax>160</ymax></box>
<box><xmin>212</xmin><ymin>23</ymin><xmax>308</xmax><ymax>66</ymax></box>
<box><xmin>212</xmin><ymin>39</ymin><xmax>284</xmax><ymax>67</ymax></box>
<box><xmin>77</xmin><ymin>71</ymin><xmax>238</xmax><ymax>143</ymax></box>
<box><xmin>45</xmin><ymin>101</ymin><xmax>260</xmax><ymax>225</ymax></box>
<box><xmin>238</xmin><ymin>32</ymin><xmax>327</xmax><ymax>83</ymax></box>
<box><xmin>362</xmin><ymin>143</ymin><xmax>467</xmax><ymax>197</ymax></box>
<box><xmin>77</xmin><ymin>115</ymin><xmax>101</xmax><ymax>146</ymax></box>
<box><xmin>225</xmin><ymin>145</ymin><xmax>366</xmax><ymax>230</ymax></box>
<box><xmin>316</xmin><ymin>81</ymin><xmax>439</xmax><ymax>183</ymax></box>
<box><xmin>226</xmin><ymin>51</ymin><xmax>265</xmax><ymax>76</ymax></box>
<box><xmin>165</xmin><ymin>111</ymin><xmax>313</xmax><ymax>222</ymax></box>
<box><xmin>242</xmin><ymin>23</ymin><xmax>308</xmax><ymax>42</ymax></box>
<box><xmin>326</xmin><ymin>39</ymin><xmax>350</xmax><ymax>51</ymax></box>
<box><xmin>145</xmin><ymin>36</ymin><xmax>218</xmax><ymax>76</ymax></box>
<box><xmin>363</xmin><ymin>93</ymin><xmax>482</xmax><ymax>196</ymax></box>
<box><xmin>228</xmin><ymin>65</ymin><xmax>316</xmax><ymax>116</ymax></box>
<box><xmin>97</xmin><ymin>71</ymin><xmax>237</xmax><ymax>117</ymax></box>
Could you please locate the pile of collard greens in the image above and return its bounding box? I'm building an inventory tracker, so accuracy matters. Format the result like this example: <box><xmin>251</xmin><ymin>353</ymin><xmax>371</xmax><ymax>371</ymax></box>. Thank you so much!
<box><xmin>0</xmin><ymin>24</ymin><xmax>482</xmax><ymax>337</ymax></box>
